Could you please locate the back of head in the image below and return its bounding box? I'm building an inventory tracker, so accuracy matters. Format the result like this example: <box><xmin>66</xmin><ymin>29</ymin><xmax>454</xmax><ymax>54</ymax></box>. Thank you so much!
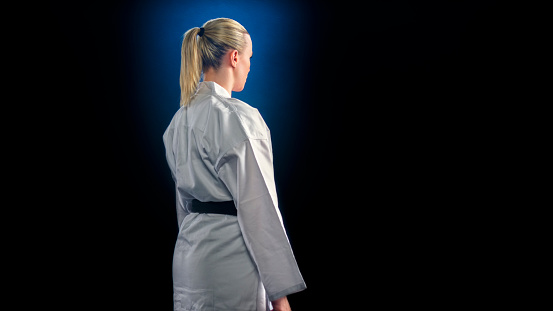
<box><xmin>180</xmin><ymin>18</ymin><xmax>249</xmax><ymax>107</ymax></box>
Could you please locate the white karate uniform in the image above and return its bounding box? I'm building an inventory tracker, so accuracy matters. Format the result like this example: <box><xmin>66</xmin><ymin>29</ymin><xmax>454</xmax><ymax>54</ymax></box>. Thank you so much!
<box><xmin>163</xmin><ymin>81</ymin><xmax>306</xmax><ymax>311</ymax></box>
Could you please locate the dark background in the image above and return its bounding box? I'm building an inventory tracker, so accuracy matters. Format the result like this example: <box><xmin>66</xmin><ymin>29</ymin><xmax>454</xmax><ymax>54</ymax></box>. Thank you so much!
<box><xmin>37</xmin><ymin>0</ymin><xmax>513</xmax><ymax>309</ymax></box>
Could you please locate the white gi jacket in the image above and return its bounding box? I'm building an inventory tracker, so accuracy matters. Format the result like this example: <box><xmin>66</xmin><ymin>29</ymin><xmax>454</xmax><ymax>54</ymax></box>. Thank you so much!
<box><xmin>163</xmin><ymin>81</ymin><xmax>306</xmax><ymax>310</ymax></box>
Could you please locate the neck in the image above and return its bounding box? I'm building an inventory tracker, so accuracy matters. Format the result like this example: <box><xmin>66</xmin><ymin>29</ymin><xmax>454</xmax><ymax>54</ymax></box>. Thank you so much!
<box><xmin>203</xmin><ymin>68</ymin><xmax>233</xmax><ymax>97</ymax></box>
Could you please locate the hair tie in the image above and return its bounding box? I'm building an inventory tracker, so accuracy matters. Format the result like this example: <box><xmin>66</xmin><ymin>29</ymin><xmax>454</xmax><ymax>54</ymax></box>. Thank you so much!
<box><xmin>198</xmin><ymin>27</ymin><xmax>205</xmax><ymax>37</ymax></box>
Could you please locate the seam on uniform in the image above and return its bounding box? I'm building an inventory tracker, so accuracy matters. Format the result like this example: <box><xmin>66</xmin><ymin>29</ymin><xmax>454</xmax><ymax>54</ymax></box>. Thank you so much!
<box><xmin>213</xmin><ymin>137</ymin><xmax>270</xmax><ymax>174</ymax></box>
<box><xmin>213</xmin><ymin>137</ymin><xmax>249</xmax><ymax>173</ymax></box>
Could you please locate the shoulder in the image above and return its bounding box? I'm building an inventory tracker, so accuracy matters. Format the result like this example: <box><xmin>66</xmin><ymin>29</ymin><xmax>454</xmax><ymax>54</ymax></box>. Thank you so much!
<box><xmin>202</xmin><ymin>94</ymin><xmax>268</xmax><ymax>140</ymax></box>
<box><xmin>225</xmin><ymin>97</ymin><xmax>268</xmax><ymax>140</ymax></box>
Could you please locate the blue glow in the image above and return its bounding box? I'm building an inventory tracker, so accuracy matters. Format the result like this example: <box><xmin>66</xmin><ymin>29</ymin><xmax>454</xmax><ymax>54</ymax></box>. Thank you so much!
<box><xmin>127</xmin><ymin>0</ymin><xmax>311</xmax><ymax>170</ymax></box>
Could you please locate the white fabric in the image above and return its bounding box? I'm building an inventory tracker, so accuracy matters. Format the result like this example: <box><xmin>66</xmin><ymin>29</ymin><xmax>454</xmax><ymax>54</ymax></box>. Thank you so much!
<box><xmin>163</xmin><ymin>81</ymin><xmax>306</xmax><ymax>310</ymax></box>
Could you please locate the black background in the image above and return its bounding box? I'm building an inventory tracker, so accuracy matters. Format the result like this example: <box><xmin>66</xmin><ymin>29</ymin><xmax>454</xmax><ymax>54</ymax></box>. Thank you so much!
<box><xmin>33</xmin><ymin>0</ymin><xmax>515</xmax><ymax>309</ymax></box>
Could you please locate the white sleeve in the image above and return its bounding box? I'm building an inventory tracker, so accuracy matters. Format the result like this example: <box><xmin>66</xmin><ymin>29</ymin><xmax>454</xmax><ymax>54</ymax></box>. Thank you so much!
<box><xmin>216</xmin><ymin>138</ymin><xmax>306</xmax><ymax>301</ymax></box>
<box><xmin>163</xmin><ymin>116</ymin><xmax>190</xmax><ymax>228</ymax></box>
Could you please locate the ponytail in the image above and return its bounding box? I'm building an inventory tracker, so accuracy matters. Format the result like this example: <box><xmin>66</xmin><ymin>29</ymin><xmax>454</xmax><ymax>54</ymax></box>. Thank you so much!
<box><xmin>179</xmin><ymin>18</ymin><xmax>249</xmax><ymax>107</ymax></box>
<box><xmin>180</xmin><ymin>27</ymin><xmax>202</xmax><ymax>107</ymax></box>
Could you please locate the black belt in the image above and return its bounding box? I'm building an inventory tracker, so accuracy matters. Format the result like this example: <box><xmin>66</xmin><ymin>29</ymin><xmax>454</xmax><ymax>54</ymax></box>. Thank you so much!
<box><xmin>190</xmin><ymin>199</ymin><xmax>237</xmax><ymax>216</ymax></box>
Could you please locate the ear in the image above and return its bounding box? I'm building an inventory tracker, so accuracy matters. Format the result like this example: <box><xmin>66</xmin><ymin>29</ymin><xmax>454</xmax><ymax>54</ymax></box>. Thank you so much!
<box><xmin>230</xmin><ymin>50</ymin><xmax>239</xmax><ymax>68</ymax></box>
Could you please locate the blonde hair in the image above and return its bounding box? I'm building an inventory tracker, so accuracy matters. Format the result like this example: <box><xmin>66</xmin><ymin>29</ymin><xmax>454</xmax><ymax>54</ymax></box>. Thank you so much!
<box><xmin>180</xmin><ymin>18</ymin><xmax>249</xmax><ymax>107</ymax></box>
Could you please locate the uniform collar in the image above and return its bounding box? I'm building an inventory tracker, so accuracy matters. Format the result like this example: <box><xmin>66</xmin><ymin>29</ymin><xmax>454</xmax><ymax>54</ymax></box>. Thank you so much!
<box><xmin>199</xmin><ymin>81</ymin><xmax>231</xmax><ymax>98</ymax></box>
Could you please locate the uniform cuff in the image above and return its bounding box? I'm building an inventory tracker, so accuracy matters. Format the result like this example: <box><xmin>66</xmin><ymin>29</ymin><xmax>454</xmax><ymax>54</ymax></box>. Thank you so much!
<box><xmin>268</xmin><ymin>282</ymin><xmax>307</xmax><ymax>302</ymax></box>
